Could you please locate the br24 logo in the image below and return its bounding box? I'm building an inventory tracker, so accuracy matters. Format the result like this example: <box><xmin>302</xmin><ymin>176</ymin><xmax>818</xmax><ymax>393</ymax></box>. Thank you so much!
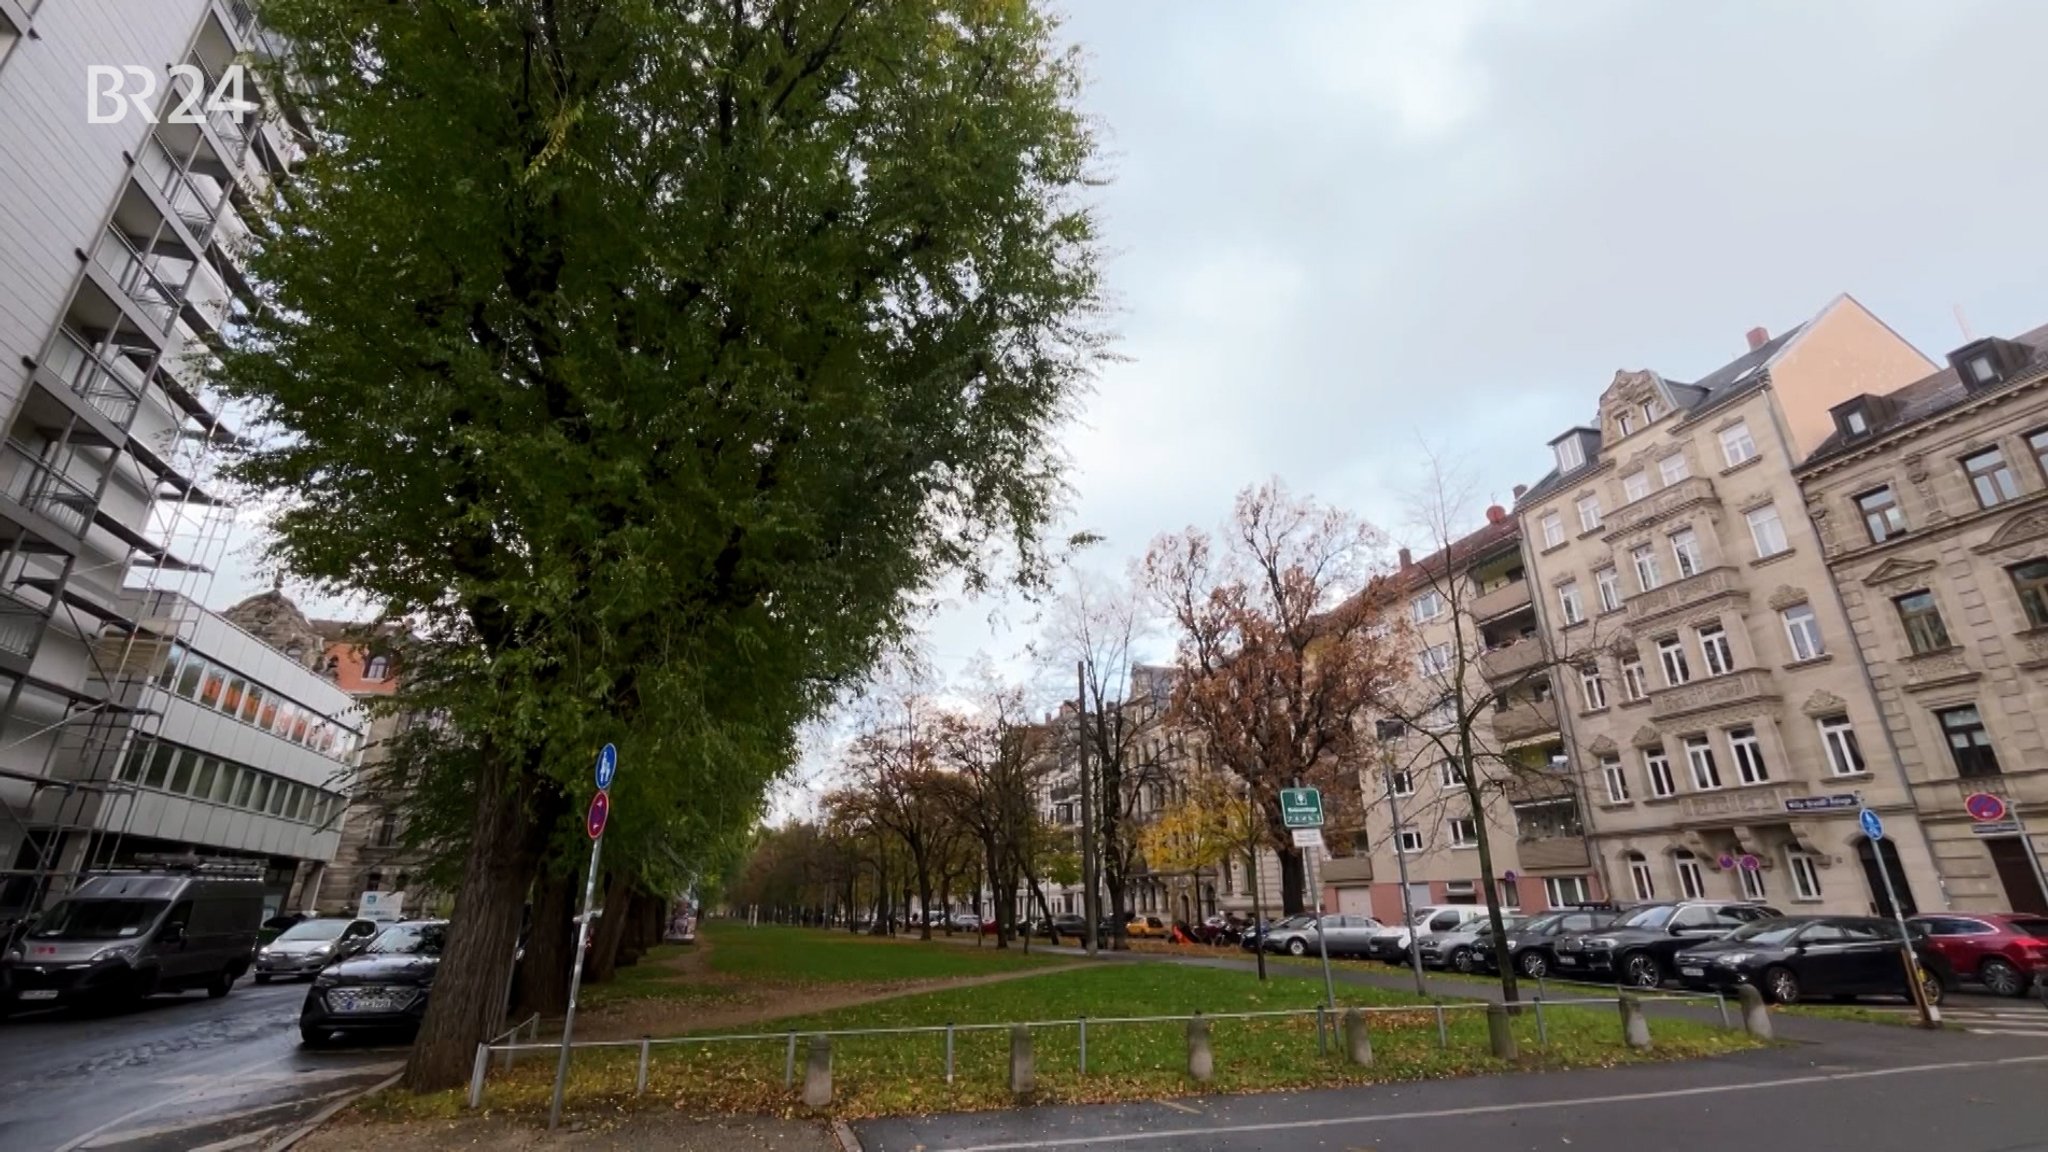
<box><xmin>88</xmin><ymin>64</ymin><xmax>257</xmax><ymax>125</ymax></box>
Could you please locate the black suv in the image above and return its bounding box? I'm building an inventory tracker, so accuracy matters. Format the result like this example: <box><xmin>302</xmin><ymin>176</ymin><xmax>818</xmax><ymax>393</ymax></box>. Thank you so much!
<box><xmin>1553</xmin><ymin>900</ymin><xmax>1780</xmax><ymax>987</ymax></box>
<box><xmin>1472</xmin><ymin>908</ymin><xmax>1618</xmax><ymax>977</ymax></box>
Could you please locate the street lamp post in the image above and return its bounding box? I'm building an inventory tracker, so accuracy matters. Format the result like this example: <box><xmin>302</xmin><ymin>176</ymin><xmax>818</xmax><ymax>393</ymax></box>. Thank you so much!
<box><xmin>1376</xmin><ymin>718</ymin><xmax>1428</xmax><ymax>997</ymax></box>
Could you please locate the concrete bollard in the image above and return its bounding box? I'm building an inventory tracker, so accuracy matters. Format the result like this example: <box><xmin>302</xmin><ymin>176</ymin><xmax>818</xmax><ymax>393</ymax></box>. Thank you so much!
<box><xmin>802</xmin><ymin>1036</ymin><xmax>832</xmax><ymax>1108</ymax></box>
<box><xmin>1618</xmin><ymin>993</ymin><xmax>1652</xmax><ymax>1051</ymax></box>
<box><xmin>1342</xmin><ymin>1007</ymin><xmax>1374</xmax><ymax>1067</ymax></box>
<box><xmin>1009</xmin><ymin>1026</ymin><xmax>1036</xmax><ymax>1100</ymax></box>
<box><xmin>1737</xmin><ymin>984</ymin><xmax>1773</xmax><ymax>1040</ymax></box>
<box><xmin>1187</xmin><ymin>1013</ymin><xmax>1214</xmax><ymax>1083</ymax></box>
<box><xmin>1486</xmin><ymin>1003</ymin><xmax>1518</xmax><ymax>1060</ymax></box>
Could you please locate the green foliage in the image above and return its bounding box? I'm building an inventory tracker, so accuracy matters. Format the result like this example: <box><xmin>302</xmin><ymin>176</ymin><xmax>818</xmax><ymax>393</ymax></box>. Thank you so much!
<box><xmin>704</xmin><ymin>923</ymin><xmax>1057</xmax><ymax>982</ymax></box>
<box><xmin>220</xmin><ymin>0</ymin><xmax>1104</xmax><ymax>893</ymax></box>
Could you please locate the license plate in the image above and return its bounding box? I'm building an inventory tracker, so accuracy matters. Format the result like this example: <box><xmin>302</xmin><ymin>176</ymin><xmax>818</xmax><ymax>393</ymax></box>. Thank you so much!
<box><xmin>19</xmin><ymin>989</ymin><xmax>58</xmax><ymax>1001</ymax></box>
<box><xmin>327</xmin><ymin>988</ymin><xmax>414</xmax><ymax>1014</ymax></box>
<box><xmin>1681</xmin><ymin>966</ymin><xmax>1704</xmax><ymax>977</ymax></box>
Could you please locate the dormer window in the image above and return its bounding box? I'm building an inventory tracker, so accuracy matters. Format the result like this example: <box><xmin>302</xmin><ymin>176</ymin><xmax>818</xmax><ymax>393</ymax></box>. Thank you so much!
<box><xmin>1845</xmin><ymin>408</ymin><xmax>1868</xmax><ymax>435</ymax></box>
<box><xmin>1830</xmin><ymin>394</ymin><xmax>1890</xmax><ymax>442</ymax></box>
<box><xmin>1947</xmin><ymin>337</ymin><xmax>2032</xmax><ymax>391</ymax></box>
<box><xmin>1642</xmin><ymin>399</ymin><xmax>1662</xmax><ymax>424</ymax></box>
<box><xmin>1966</xmin><ymin>355</ymin><xmax>1997</xmax><ymax>385</ymax></box>
<box><xmin>1556</xmin><ymin>436</ymin><xmax>1585</xmax><ymax>472</ymax></box>
<box><xmin>1616</xmin><ymin>411</ymin><xmax>1634</xmax><ymax>438</ymax></box>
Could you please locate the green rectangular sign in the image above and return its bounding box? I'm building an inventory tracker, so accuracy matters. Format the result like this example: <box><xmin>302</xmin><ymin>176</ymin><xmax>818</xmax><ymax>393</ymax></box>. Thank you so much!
<box><xmin>1280</xmin><ymin>787</ymin><xmax>1323</xmax><ymax>829</ymax></box>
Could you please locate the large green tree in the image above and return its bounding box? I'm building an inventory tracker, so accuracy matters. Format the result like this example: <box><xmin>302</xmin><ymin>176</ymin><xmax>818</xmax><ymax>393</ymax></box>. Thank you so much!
<box><xmin>224</xmin><ymin>0</ymin><xmax>1101</xmax><ymax>1089</ymax></box>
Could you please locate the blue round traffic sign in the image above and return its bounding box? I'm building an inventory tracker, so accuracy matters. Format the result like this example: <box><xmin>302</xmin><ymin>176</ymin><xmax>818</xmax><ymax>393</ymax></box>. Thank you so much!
<box><xmin>1858</xmin><ymin>807</ymin><xmax>1884</xmax><ymax>841</ymax></box>
<box><xmin>586</xmin><ymin>790</ymin><xmax>610</xmax><ymax>840</ymax></box>
<box><xmin>595</xmin><ymin>743</ymin><xmax>618</xmax><ymax>792</ymax></box>
<box><xmin>1965</xmin><ymin>792</ymin><xmax>2008</xmax><ymax>823</ymax></box>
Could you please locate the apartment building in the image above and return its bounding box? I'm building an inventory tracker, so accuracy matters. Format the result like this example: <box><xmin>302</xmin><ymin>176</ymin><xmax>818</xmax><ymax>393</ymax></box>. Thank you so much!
<box><xmin>1516</xmin><ymin>297</ymin><xmax>1943</xmax><ymax>917</ymax></box>
<box><xmin>1796</xmin><ymin>324</ymin><xmax>2048</xmax><ymax>915</ymax></box>
<box><xmin>1352</xmin><ymin>510</ymin><xmax>1599</xmax><ymax>925</ymax></box>
<box><xmin>0</xmin><ymin>1</ymin><xmax>347</xmax><ymax>918</ymax></box>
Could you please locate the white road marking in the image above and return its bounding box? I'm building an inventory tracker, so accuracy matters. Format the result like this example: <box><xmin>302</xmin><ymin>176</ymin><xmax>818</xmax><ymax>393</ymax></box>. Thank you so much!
<box><xmin>78</xmin><ymin>1083</ymin><xmax>367</xmax><ymax>1147</ymax></box>
<box><xmin>51</xmin><ymin>1056</ymin><xmax>400</xmax><ymax>1152</ymax></box>
<box><xmin>925</xmin><ymin>1054</ymin><xmax>2048</xmax><ymax>1152</ymax></box>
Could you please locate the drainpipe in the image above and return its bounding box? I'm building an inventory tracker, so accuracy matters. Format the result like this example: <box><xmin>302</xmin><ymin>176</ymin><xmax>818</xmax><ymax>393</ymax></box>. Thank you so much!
<box><xmin>1519</xmin><ymin>519</ymin><xmax>1618</xmax><ymax>903</ymax></box>
<box><xmin>1764</xmin><ymin>390</ymin><xmax>1951</xmax><ymax>909</ymax></box>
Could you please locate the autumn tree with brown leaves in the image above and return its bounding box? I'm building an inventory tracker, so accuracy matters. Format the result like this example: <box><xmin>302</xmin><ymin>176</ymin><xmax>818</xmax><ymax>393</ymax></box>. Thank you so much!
<box><xmin>1140</xmin><ymin>480</ymin><xmax>1403</xmax><ymax>916</ymax></box>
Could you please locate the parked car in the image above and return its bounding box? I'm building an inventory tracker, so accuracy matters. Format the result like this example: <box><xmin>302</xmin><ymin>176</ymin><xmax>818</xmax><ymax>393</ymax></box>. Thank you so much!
<box><xmin>1420</xmin><ymin>915</ymin><xmax>1526</xmax><ymax>973</ymax></box>
<box><xmin>1366</xmin><ymin>906</ymin><xmax>1500</xmax><ymax>964</ymax></box>
<box><xmin>1674</xmin><ymin>915</ymin><xmax>1947</xmax><ymax>1005</ymax></box>
<box><xmin>1471</xmin><ymin>908</ymin><xmax>1619</xmax><ymax>977</ymax></box>
<box><xmin>1038</xmin><ymin>914</ymin><xmax>1089</xmax><ymax>940</ymax></box>
<box><xmin>947</xmin><ymin>912</ymin><xmax>982</xmax><ymax>933</ymax></box>
<box><xmin>1265</xmin><ymin>913</ymin><xmax>1383</xmax><ymax>957</ymax></box>
<box><xmin>254</xmin><ymin>917</ymin><xmax>382</xmax><ymax>983</ymax></box>
<box><xmin>1241</xmin><ymin>915</ymin><xmax>1308</xmax><ymax>952</ymax></box>
<box><xmin>3</xmin><ymin>869</ymin><xmax>264</xmax><ymax>1010</ymax></box>
<box><xmin>1553</xmin><ymin>900</ymin><xmax>1779</xmax><ymax>987</ymax></box>
<box><xmin>1191</xmin><ymin>915</ymin><xmax>1243</xmax><ymax>946</ymax></box>
<box><xmin>1125</xmin><ymin>915</ymin><xmax>1171</xmax><ymax>939</ymax></box>
<box><xmin>300</xmin><ymin>920</ymin><xmax>446</xmax><ymax>1045</ymax></box>
<box><xmin>259</xmin><ymin>912</ymin><xmax>309</xmax><ymax>946</ymax></box>
<box><xmin>1908</xmin><ymin>912</ymin><xmax>2048</xmax><ymax>997</ymax></box>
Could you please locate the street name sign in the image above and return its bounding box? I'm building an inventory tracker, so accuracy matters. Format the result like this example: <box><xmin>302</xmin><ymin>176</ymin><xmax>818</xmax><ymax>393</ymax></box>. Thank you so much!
<box><xmin>1971</xmin><ymin>820</ymin><xmax>2020</xmax><ymax>837</ymax></box>
<box><xmin>1785</xmin><ymin>794</ymin><xmax>1859</xmax><ymax>813</ymax></box>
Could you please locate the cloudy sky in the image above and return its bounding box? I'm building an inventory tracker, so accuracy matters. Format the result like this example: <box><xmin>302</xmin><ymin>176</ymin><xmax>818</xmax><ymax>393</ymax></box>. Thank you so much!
<box><xmin>206</xmin><ymin>0</ymin><xmax>2048</xmax><ymax>800</ymax></box>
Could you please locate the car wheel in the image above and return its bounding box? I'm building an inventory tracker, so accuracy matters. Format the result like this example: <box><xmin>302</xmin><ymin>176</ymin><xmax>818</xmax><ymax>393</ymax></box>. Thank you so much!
<box><xmin>1518</xmin><ymin>951</ymin><xmax>1549</xmax><ymax>979</ymax></box>
<box><xmin>1621</xmin><ymin>953</ymin><xmax>1663</xmax><ymax>989</ymax></box>
<box><xmin>299</xmin><ymin>1025</ymin><xmax>330</xmax><ymax>1048</ymax></box>
<box><xmin>1450</xmin><ymin>948</ymin><xmax>1474</xmax><ymax>974</ymax></box>
<box><xmin>206</xmin><ymin>969</ymin><xmax>235</xmax><ymax>999</ymax></box>
<box><xmin>1980</xmin><ymin>957</ymin><xmax>2025</xmax><ymax>998</ymax></box>
<box><xmin>1919</xmin><ymin>969</ymin><xmax>1946</xmax><ymax>1007</ymax></box>
<box><xmin>253</xmin><ymin>974</ymin><xmax>271</xmax><ymax>985</ymax></box>
<box><xmin>1287</xmin><ymin>938</ymin><xmax>1308</xmax><ymax>957</ymax></box>
<box><xmin>1764</xmin><ymin>966</ymin><xmax>1800</xmax><ymax>1005</ymax></box>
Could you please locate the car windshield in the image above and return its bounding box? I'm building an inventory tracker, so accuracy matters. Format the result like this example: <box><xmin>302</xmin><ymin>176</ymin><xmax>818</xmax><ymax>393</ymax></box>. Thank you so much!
<box><xmin>29</xmin><ymin>898</ymin><xmax>167</xmax><ymax>940</ymax></box>
<box><xmin>365</xmin><ymin>923</ymin><xmax>445</xmax><ymax>955</ymax></box>
<box><xmin>1617</xmin><ymin>905</ymin><xmax>1676</xmax><ymax>930</ymax></box>
<box><xmin>276</xmin><ymin>919</ymin><xmax>352</xmax><ymax>942</ymax></box>
<box><xmin>1723</xmin><ymin>919</ymin><xmax>1808</xmax><ymax>946</ymax></box>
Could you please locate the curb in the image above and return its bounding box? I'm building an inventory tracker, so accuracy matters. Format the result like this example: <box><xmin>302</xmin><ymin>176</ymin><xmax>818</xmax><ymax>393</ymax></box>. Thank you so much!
<box><xmin>264</xmin><ymin>1070</ymin><xmax>404</xmax><ymax>1152</ymax></box>
<box><xmin>831</xmin><ymin>1118</ymin><xmax>865</xmax><ymax>1152</ymax></box>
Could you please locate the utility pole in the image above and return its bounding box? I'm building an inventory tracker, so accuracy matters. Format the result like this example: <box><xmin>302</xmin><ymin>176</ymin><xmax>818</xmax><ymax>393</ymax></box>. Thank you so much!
<box><xmin>1078</xmin><ymin>661</ymin><xmax>1098</xmax><ymax>956</ymax></box>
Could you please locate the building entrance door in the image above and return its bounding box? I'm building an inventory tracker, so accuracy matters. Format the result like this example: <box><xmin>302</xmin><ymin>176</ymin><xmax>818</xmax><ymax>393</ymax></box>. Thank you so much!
<box><xmin>1987</xmin><ymin>837</ymin><xmax>2048</xmax><ymax>915</ymax></box>
<box><xmin>1855</xmin><ymin>836</ymin><xmax>1916</xmax><ymax>918</ymax></box>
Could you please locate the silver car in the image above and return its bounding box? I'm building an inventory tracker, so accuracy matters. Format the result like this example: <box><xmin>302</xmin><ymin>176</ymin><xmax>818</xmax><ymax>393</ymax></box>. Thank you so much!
<box><xmin>1419</xmin><ymin>915</ymin><xmax>1526</xmax><ymax>973</ymax></box>
<box><xmin>1263</xmin><ymin>913</ymin><xmax>1383</xmax><ymax>957</ymax></box>
<box><xmin>254</xmin><ymin>917</ymin><xmax>380</xmax><ymax>983</ymax></box>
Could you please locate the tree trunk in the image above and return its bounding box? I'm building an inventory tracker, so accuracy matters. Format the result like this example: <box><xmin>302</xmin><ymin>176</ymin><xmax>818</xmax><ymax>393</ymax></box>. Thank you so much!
<box><xmin>585</xmin><ymin>869</ymin><xmax>636</xmax><ymax>983</ymax></box>
<box><xmin>1105</xmin><ymin>874</ymin><xmax>1129</xmax><ymax>950</ymax></box>
<box><xmin>1277</xmin><ymin>843</ymin><xmax>1306</xmax><ymax>915</ymax></box>
<box><xmin>915</xmin><ymin>857</ymin><xmax>934</xmax><ymax>941</ymax></box>
<box><xmin>402</xmin><ymin>752</ymin><xmax>554</xmax><ymax>1091</ymax></box>
<box><xmin>514</xmin><ymin>871</ymin><xmax>576</xmax><ymax>1017</ymax></box>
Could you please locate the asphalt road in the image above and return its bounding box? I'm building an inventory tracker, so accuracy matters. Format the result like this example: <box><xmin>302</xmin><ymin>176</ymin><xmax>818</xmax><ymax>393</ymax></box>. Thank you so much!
<box><xmin>0</xmin><ymin>977</ymin><xmax>404</xmax><ymax>1152</ymax></box>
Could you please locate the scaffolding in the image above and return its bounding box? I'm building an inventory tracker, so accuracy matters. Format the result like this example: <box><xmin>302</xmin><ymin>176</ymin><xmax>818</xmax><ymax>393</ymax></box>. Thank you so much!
<box><xmin>0</xmin><ymin>22</ymin><xmax>297</xmax><ymax>924</ymax></box>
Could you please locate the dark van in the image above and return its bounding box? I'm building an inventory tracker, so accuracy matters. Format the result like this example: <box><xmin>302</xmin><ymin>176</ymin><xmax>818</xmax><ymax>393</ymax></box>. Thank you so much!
<box><xmin>2</xmin><ymin>871</ymin><xmax>264</xmax><ymax>1009</ymax></box>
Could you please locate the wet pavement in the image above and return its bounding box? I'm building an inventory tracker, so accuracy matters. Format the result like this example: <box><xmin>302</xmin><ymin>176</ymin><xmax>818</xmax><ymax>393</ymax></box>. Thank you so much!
<box><xmin>0</xmin><ymin>978</ymin><xmax>403</xmax><ymax>1152</ymax></box>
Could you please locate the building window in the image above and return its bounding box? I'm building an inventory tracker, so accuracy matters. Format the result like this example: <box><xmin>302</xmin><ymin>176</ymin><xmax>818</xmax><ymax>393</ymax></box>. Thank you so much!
<box><xmin>1541</xmin><ymin>512</ymin><xmax>1565</xmax><ymax>549</ymax></box>
<box><xmin>1657</xmin><ymin>637</ymin><xmax>1691</xmax><ymax>687</ymax></box>
<box><xmin>1397</xmin><ymin>825</ymin><xmax>1423</xmax><ymax>854</ymax></box>
<box><xmin>1670</xmin><ymin>529</ymin><xmax>1703</xmax><ymax>579</ymax></box>
<box><xmin>2028</xmin><ymin>428</ymin><xmax>2048</xmax><ymax>480</ymax></box>
<box><xmin>1417</xmin><ymin>642</ymin><xmax>1451</xmax><ymax>677</ymax></box>
<box><xmin>364</xmin><ymin>655</ymin><xmax>390</xmax><ymax>681</ymax></box>
<box><xmin>1674</xmin><ymin>851</ymin><xmax>1707</xmax><ymax>899</ymax></box>
<box><xmin>1545</xmin><ymin>876</ymin><xmax>1591</xmax><ymax>907</ymax></box>
<box><xmin>1558</xmin><ymin>580</ymin><xmax>1584</xmax><ymax>625</ymax></box>
<box><xmin>1616</xmin><ymin>411</ymin><xmax>1635</xmax><ymax>438</ymax></box>
<box><xmin>1449</xmin><ymin>817</ymin><xmax>1479</xmax><ymax>847</ymax></box>
<box><xmin>1413</xmin><ymin>590</ymin><xmax>1444</xmax><ymax>622</ymax></box>
<box><xmin>1696</xmin><ymin>624</ymin><xmax>1734</xmax><ymax>677</ymax></box>
<box><xmin>1627</xmin><ymin>853</ymin><xmax>1656</xmax><ymax>901</ymax></box>
<box><xmin>1788</xmin><ymin>851</ymin><xmax>1823</xmax><ymax>901</ymax></box>
<box><xmin>1620</xmin><ymin>657</ymin><xmax>1649</xmax><ymax>702</ymax></box>
<box><xmin>1579</xmin><ymin>664</ymin><xmax>1607</xmax><ymax>711</ymax></box>
<box><xmin>1720</xmin><ymin>421</ymin><xmax>1757</xmax><ymax>467</ymax></box>
<box><xmin>1963</xmin><ymin>447</ymin><xmax>2021</xmax><ymax>508</ymax></box>
<box><xmin>1937</xmin><ymin>706</ymin><xmax>2000</xmax><ymax>778</ymax></box>
<box><xmin>1643</xmin><ymin>399</ymin><xmax>1662</xmax><ymax>423</ymax></box>
<box><xmin>1595</xmin><ymin>566</ymin><xmax>1623</xmax><ymax>613</ymax></box>
<box><xmin>1683</xmin><ymin>735</ymin><xmax>1722</xmax><ymax>789</ymax></box>
<box><xmin>1422</xmin><ymin>695</ymin><xmax>1457</xmax><ymax>730</ymax></box>
<box><xmin>2010</xmin><ymin>560</ymin><xmax>2048</xmax><ymax>629</ymax></box>
<box><xmin>1440</xmin><ymin>759</ymin><xmax>1468</xmax><ymax>788</ymax></box>
<box><xmin>1746</xmin><ymin>504</ymin><xmax>1789</xmax><ymax>558</ymax></box>
<box><xmin>1658</xmin><ymin>453</ymin><xmax>1691</xmax><ymax>486</ymax></box>
<box><xmin>1600</xmin><ymin>755</ymin><xmax>1630</xmax><ymax>803</ymax></box>
<box><xmin>1781</xmin><ymin>603</ymin><xmax>1825</xmax><ymax>661</ymax></box>
<box><xmin>1857</xmin><ymin>486</ymin><xmax>1907</xmax><ymax>543</ymax></box>
<box><xmin>1390</xmin><ymin>769</ymin><xmax>1415</xmax><ymax>797</ymax></box>
<box><xmin>1577</xmin><ymin>495</ymin><xmax>1603</xmax><ymax>532</ymax></box>
<box><xmin>1738</xmin><ymin>863</ymin><xmax>1768</xmax><ymax>901</ymax></box>
<box><xmin>1632</xmin><ymin>544</ymin><xmax>1661</xmax><ymax>592</ymax></box>
<box><xmin>1556</xmin><ymin>436</ymin><xmax>1586</xmax><ymax>472</ymax></box>
<box><xmin>1644</xmin><ymin>749</ymin><xmax>1676</xmax><ymax>797</ymax></box>
<box><xmin>1895</xmin><ymin>591</ymin><xmax>1952</xmax><ymax>654</ymax></box>
<box><xmin>1728</xmin><ymin>726</ymin><xmax>1769</xmax><ymax>784</ymax></box>
<box><xmin>1818</xmin><ymin>714</ymin><xmax>1866</xmax><ymax>776</ymax></box>
<box><xmin>1623</xmin><ymin>470</ymin><xmax>1650</xmax><ymax>502</ymax></box>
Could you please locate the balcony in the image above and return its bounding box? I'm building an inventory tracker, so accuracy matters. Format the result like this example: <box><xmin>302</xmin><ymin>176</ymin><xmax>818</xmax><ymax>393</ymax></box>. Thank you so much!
<box><xmin>1491</xmin><ymin>697</ymin><xmax>1558</xmax><ymax>743</ymax></box>
<box><xmin>43</xmin><ymin>330</ymin><xmax>145</xmax><ymax>427</ymax></box>
<box><xmin>1626</xmin><ymin>565</ymin><xmax>1748</xmax><ymax>626</ymax></box>
<box><xmin>1516</xmin><ymin>836</ymin><xmax>1590</xmax><ymax>870</ymax></box>
<box><xmin>0</xmin><ymin>588</ymin><xmax>47</xmax><ymax>660</ymax></box>
<box><xmin>1471</xmin><ymin>579</ymin><xmax>1532</xmax><ymax>623</ymax></box>
<box><xmin>137</xmin><ymin>137</ymin><xmax>223</xmax><ymax>245</ymax></box>
<box><xmin>1649</xmin><ymin>668</ymin><xmax>1780</xmax><ymax>724</ymax></box>
<box><xmin>0</xmin><ymin>444</ymin><xmax>97</xmax><ymax>539</ymax></box>
<box><xmin>1479</xmin><ymin>638</ymin><xmax>1545</xmax><ymax>683</ymax></box>
<box><xmin>92</xmin><ymin>229</ymin><xmax>180</xmax><ymax>333</ymax></box>
<box><xmin>1602</xmin><ymin>476</ymin><xmax>1717</xmax><ymax>541</ymax></box>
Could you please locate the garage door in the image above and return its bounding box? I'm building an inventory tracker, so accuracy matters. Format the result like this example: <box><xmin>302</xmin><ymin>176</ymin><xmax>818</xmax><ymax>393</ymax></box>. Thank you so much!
<box><xmin>1337</xmin><ymin>886</ymin><xmax>1373</xmax><ymax>915</ymax></box>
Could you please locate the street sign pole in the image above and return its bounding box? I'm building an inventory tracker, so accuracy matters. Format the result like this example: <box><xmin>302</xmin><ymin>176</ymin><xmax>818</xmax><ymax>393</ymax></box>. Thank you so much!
<box><xmin>551</xmin><ymin>746</ymin><xmax>617</xmax><ymax>1130</ymax></box>
<box><xmin>1308</xmin><ymin>839</ymin><xmax>1335</xmax><ymax>1012</ymax></box>
<box><xmin>1859</xmin><ymin>804</ymin><xmax>1937</xmax><ymax>1030</ymax></box>
<box><xmin>2014</xmin><ymin>801</ymin><xmax>2048</xmax><ymax>912</ymax></box>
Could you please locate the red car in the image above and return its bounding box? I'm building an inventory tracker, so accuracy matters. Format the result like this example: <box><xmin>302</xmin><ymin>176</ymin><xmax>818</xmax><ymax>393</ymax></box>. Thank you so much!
<box><xmin>1909</xmin><ymin>912</ymin><xmax>2048</xmax><ymax>997</ymax></box>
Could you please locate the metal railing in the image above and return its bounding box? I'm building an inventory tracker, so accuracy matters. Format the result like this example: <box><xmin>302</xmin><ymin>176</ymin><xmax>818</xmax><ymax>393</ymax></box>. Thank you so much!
<box><xmin>137</xmin><ymin>137</ymin><xmax>223</xmax><ymax>244</ymax></box>
<box><xmin>468</xmin><ymin>989</ymin><xmax>1730</xmax><ymax>1112</ymax></box>
<box><xmin>92</xmin><ymin>229</ymin><xmax>180</xmax><ymax>331</ymax></box>
<box><xmin>0</xmin><ymin>589</ymin><xmax>47</xmax><ymax>659</ymax></box>
<box><xmin>0</xmin><ymin>443</ymin><xmax>97</xmax><ymax>538</ymax></box>
<box><xmin>44</xmin><ymin>330</ymin><xmax>145</xmax><ymax>426</ymax></box>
